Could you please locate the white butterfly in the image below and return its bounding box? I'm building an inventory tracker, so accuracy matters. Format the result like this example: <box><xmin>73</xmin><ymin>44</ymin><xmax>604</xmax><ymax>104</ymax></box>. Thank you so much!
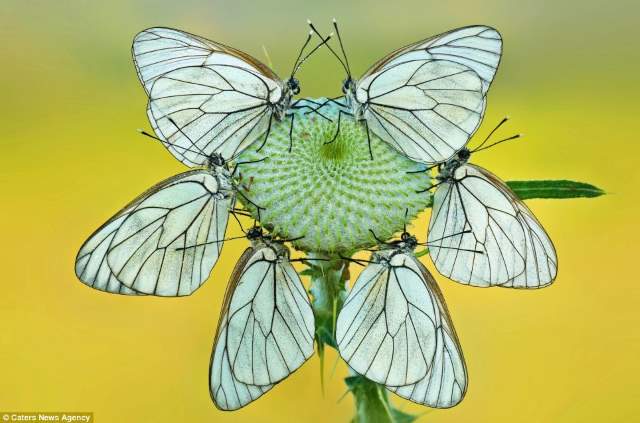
<box><xmin>209</xmin><ymin>227</ymin><xmax>315</xmax><ymax>410</ymax></box>
<box><xmin>315</xmin><ymin>22</ymin><xmax>501</xmax><ymax>164</ymax></box>
<box><xmin>75</xmin><ymin>155</ymin><xmax>237</xmax><ymax>296</ymax></box>
<box><xmin>428</xmin><ymin>147</ymin><xmax>558</xmax><ymax>287</ymax></box>
<box><xmin>132</xmin><ymin>27</ymin><xmax>328</xmax><ymax>166</ymax></box>
<box><xmin>336</xmin><ymin>233</ymin><xmax>467</xmax><ymax>408</ymax></box>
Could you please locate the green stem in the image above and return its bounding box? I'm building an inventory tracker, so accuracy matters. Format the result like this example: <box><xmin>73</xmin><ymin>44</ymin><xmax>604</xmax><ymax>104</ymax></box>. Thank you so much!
<box><xmin>305</xmin><ymin>257</ymin><xmax>417</xmax><ymax>423</ymax></box>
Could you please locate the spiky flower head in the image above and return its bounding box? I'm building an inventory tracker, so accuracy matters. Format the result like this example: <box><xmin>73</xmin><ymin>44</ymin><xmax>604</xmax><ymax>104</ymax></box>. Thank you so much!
<box><xmin>236</xmin><ymin>99</ymin><xmax>430</xmax><ymax>254</ymax></box>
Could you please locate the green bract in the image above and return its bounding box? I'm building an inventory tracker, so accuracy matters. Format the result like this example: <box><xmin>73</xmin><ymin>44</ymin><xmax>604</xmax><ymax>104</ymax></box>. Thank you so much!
<box><xmin>235</xmin><ymin>99</ymin><xmax>431</xmax><ymax>254</ymax></box>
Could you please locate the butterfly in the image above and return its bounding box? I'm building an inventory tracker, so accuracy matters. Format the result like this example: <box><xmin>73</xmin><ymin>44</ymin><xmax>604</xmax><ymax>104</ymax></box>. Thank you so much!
<box><xmin>209</xmin><ymin>226</ymin><xmax>315</xmax><ymax>410</ymax></box>
<box><xmin>132</xmin><ymin>26</ymin><xmax>330</xmax><ymax>166</ymax></box>
<box><xmin>427</xmin><ymin>143</ymin><xmax>558</xmax><ymax>288</ymax></box>
<box><xmin>75</xmin><ymin>154</ymin><xmax>248</xmax><ymax>296</ymax></box>
<box><xmin>311</xmin><ymin>22</ymin><xmax>502</xmax><ymax>164</ymax></box>
<box><xmin>336</xmin><ymin>232</ymin><xmax>467</xmax><ymax>408</ymax></box>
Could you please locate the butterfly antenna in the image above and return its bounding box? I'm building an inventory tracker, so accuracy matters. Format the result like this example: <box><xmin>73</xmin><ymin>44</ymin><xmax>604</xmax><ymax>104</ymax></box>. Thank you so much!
<box><xmin>290</xmin><ymin>31</ymin><xmax>313</xmax><ymax>78</ymax></box>
<box><xmin>473</xmin><ymin>133</ymin><xmax>523</xmax><ymax>153</ymax></box>
<box><xmin>307</xmin><ymin>20</ymin><xmax>350</xmax><ymax>77</ymax></box>
<box><xmin>166</xmin><ymin>117</ymin><xmax>208</xmax><ymax>157</ymax></box>
<box><xmin>473</xmin><ymin>116</ymin><xmax>509</xmax><ymax>152</ymax></box>
<box><xmin>292</xmin><ymin>31</ymin><xmax>333</xmax><ymax>77</ymax></box>
<box><xmin>332</xmin><ymin>18</ymin><xmax>352</xmax><ymax>77</ymax></box>
<box><xmin>421</xmin><ymin>230</ymin><xmax>472</xmax><ymax>245</ymax></box>
<box><xmin>403</xmin><ymin>208</ymin><xmax>409</xmax><ymax>234</ymax></box>
<box><xmin>368</xmin><ymin>229</ymin><xmax>387</xmax><ymax>245</ymax></box>
<box><xmin>137</xmin><ymin>129</ymin><xmax>208</xmax><ymax>158</ymax></box>
<box><xmin>229</xmin><ymin>209</ymin><xmax>248</xmax><ymax>234</ymax></box>
<box><xmin>174</xmin><ymin>234</ymin><xmax>249</xmax><ymax>251</ymax></box>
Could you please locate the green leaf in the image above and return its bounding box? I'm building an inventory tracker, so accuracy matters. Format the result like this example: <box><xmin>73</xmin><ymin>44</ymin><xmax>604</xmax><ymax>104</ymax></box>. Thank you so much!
<box><xmin>423</xmin><ymin>179</ymin><xmax>605</xmax><ymax>209</ymax></box>
<box><xmin>506</xmin><ymin>180</ymin><xmax>605</xmax><ymax>200</ymax></box>
<box><xmin>345</xmin><ymin>375</ymin><xmax>417</xmax><ymax>423</ymax></box>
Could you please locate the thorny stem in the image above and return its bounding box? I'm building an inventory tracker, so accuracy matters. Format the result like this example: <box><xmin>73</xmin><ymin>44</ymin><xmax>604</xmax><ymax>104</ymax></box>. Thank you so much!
<box><xmin>305</xmin><ymin>256</ymin><xmax>417</xmax><ymax>423</ymax></box>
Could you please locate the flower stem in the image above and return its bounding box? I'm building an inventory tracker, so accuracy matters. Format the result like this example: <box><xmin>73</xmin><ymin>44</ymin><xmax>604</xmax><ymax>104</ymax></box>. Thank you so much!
<box><xmin>305</xmin><ymin>257</ymin><xmax>417</xmax><ymax>423</ymax></box>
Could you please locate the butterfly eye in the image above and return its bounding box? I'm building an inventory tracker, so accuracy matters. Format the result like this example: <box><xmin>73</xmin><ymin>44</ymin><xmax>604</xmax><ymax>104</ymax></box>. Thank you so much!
<box><xmin>210</xmin><ymin>154</ymin><xmax>225</xmax><ymax>167</ymax></box>
<box><xmin>287</xmin><ymin>78</ymin><xmax>301</xmax><ymax>95</ymax></box>
<box><xmin>457</xmin><ymin>148</ymin><xmax>471</xmax><ymax>161</ymax></box>
<box><xmin>341</xmin><ymin>78</ymin><xmax>351</xmax><ymax>94</ymax></box>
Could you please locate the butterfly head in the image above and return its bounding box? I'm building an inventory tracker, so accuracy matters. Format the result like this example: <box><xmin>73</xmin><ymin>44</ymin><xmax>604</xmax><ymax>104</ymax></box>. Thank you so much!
<box><xmin>438</xmin><ymin>148</ymin><xmax>471</xmax><ymax>181</ymax></box>
<box><xmin>247</xmin><ymin>225</ymin><xmax>265</xmax><ymax>241</ymax></box>
<box><xmin>286</xmin><ymin>78</ymin><xmax>301</xmax><ymax>95</ymax></box>
<box><xmin>457</xmin><ymin>148</ymin><xmax>471</xmax><ymax>162</ymax></box>
<box><xmin>208</xmin><ymin>153</ymin><xmax>226</xmax><ymax>168</ymax></box>
<box><xmin>341</xmin><ymin>77</ymin><xmax>355</xmax><ymax>95</ymax></box>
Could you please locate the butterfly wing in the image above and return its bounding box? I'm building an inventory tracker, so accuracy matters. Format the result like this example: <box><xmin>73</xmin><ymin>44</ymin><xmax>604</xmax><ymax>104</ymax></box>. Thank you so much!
<box><xmin>354</xmin><ymin>26</ymin><xmax>501</xmax><ymax>164</ymax></box>
<box><xmin>388</xmin><ymin>255</ymin><xmax>467</xmax><ymax>408</ymax></box>
<box><xmin>132</xmin><ymin>27</ymin><xmax>283</xmax><ymax>166</ymax></box>
<box><xmin>428</xmin><ymin>163</ymin><xmax>527</xmax><ymax>286</ymax></box>
<box><xmin>210</xmin><ymin>243</ymin><xmax>314</xmax><ymax>410</ymax></box>
<box><xmin>363</xmin><ymin>25</ymin><xmax>502</xmax><ymax>95</ymax></box>
<box><xmin>337</xmin><ymin>252</ymin><xmax>445</xmax><ymax>387</ymax></box>
<box><xmin>75</xmin><ymin>170</ymin><xmax>233</xmax><ymax>296</ymax></box>
<box><xmin>475</xmin><ymin>169</ymin><xmax>558</xmax><ymax>288</ymax></box>
<box><xmin>336</xmin><ymin>251</ymin><xmax>467</xmax><ymax>405</ymax></box>
<box><xmin>75</xmin><ymin>215</ymin><xmax>144</xmax><ymax>295</ymax></box>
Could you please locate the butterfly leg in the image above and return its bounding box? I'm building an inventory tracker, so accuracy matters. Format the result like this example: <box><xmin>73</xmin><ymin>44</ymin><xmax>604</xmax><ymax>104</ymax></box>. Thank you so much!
<box><xmin>325</xmin><ymin>110</ymin><xmax>354</xmax><ymax>145</ymax></box>
<box><xmin>290</xmin><ymin>104</ymin><xmax>333</xmax><ymax>121</ymax></box>
<box><xmin>255</xmin><ymin>113</ymin><xmax>275</xmax><ymax>153</ymax></box>
<box><xmin>231</xmin><ymin>157</ymin><xmax>269</xmax><ymax>179</ymax></box>
<box><xmin>288</xmin><ymin>113</ymin><xmax>295</xmax><ymax>152</ymax></box>
<box><xmin>235</xmin><ymin>188</ymin><xmax>265</xmax><ymax>212</ymax></box>
<box><xmin>364</xmin><ymin>120</ymin><xmax>374</xmax><ymax>160</ymax></box>
<box><xmin>307</xmin><ymin>97</ymin><xmax>348</xmax><ymax>113</ymax></box>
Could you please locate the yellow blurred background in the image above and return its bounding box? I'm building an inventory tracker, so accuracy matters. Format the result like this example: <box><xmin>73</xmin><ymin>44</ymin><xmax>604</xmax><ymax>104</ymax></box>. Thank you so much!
<box><xmin>1</xmin><ymin>0</ymin><xmax>638</xmax><ymax>421</ymax></box>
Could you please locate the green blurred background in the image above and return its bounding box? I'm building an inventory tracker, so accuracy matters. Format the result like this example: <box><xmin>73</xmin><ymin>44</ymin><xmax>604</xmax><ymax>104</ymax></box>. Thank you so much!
<box><xmin>1</xmin><ymin>0</ymin><xmax>638</xmax><ymax>421</ymax></box>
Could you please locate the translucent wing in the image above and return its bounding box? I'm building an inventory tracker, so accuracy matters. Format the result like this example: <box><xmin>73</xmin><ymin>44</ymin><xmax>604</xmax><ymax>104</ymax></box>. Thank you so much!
<box><xmin>75</xmin><ymin>215</ymin><xmax>143</xmax><ymax>296</ymax></box>
<box><xmin>354</xmin><ymin>25</ymin><xmax>502</xmax><ymax>164</ymax></box>
<box><xmin>337</xmin><ymin>253</ymin><xmax>437</xmax><ymax>386</ymax></box>
<box><xmin>428</xmin><ymin>163</ymin><xmax>527</xmax><ymax>286</ymax></box>
<box><xmin>476</xmin><ymin>173</ymin><xmax>557</xmax><ymax>288</ymax></box>
<box><xmin>358</xmin><ymin>61</ymin><xmax>485</xmax><ymax>164</ymax></box>
<box><xmin>210</xmin><ymin>243</ymin><xmax>315</xmax><ymax>410</ymax></box>
<box><xmin>132</xmin><ymin>27</ymin><xmax>279</xmax><ymax>94</ymax></box>
<box><xmin>75</xmin><ymin>170</ymin><xmax>233</xmax><ymax>296</ymax></box>
<box><xmin>336</xmin><ymin>252</ymin><xmax>467</xmax><ymax>406</ymax></box>
<box><xmin>388</xmin><ymin>256</ymin><xmax>467</xmax><ymax>408</ymax></box>
<box><xmin>132</xmin><ymin>27</ymin><xmax>283</xmax><ymax>166</ymax></box>
<box><xmin>363</xmin><ymin>25</ymin><xmax>502</xmax><ymax>95</ymax></box>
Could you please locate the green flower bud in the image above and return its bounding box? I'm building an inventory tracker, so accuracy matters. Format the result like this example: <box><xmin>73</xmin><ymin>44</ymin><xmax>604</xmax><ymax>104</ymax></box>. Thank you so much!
<box><xmin>235</xmin><ymin>99</ymin><xmax>430</xmax><ymax>254</ymax></box>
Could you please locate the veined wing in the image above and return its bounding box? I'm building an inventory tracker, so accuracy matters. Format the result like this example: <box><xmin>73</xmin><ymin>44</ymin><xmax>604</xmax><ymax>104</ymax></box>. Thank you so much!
<box><xmin>147</xmin><ymin>64</ymin><xmax>278</xmax><ymax>166</ymax></box>
<box><xmin>428</xmin><ymin>163</ymin><xmax>527</xmax><ymax>286</ymax></box>
<box><xmin>75</xmin><ymin>215</ymin><xmax>143</xmax><ymax>296</ymax></box>
<box><xmin>337</xmin><ymin>252</ymin><xmax>449</xmax><ymax>387</ymax></box>
<box><xmin>210</xmin><ymin>243</ymin><xmax>314</xmax><ymax>410</ymax></box>
<box><xmin>209</xmin><ymin>246</ymin><xmax>274</xmax><ymax>410</ymax></box>
<box><xmin>359</xmin><ymin>60</ymin><xmax>486</xmax><ymax>164</ymax></box>
<box><xmin>388</xmin><ymin>254</ymin><xmax>467</xmax><ymax>408</ymax></box>
<box><xmin>133</xmin><ymin>27</ymin><xmax>283</xmax><ymax>166</ymax></box>
<box><xmin>364</xmin><ymin>25</ymin><xmax>502</xmax><ymax>94</ymax></box>
<box><xmin>75</xmin><ymin>170</ymin><xmax>233</xmax><ymax>296</ymax></box>
<box><xmin>132</xmin><ymin>27</ymin><xmax>279</xmax><ymax>94</ymax></box>
<box><xmin>475</xmin><ymin>169</ymin><xmax>558</xmax><ymax>288</ymax></box>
